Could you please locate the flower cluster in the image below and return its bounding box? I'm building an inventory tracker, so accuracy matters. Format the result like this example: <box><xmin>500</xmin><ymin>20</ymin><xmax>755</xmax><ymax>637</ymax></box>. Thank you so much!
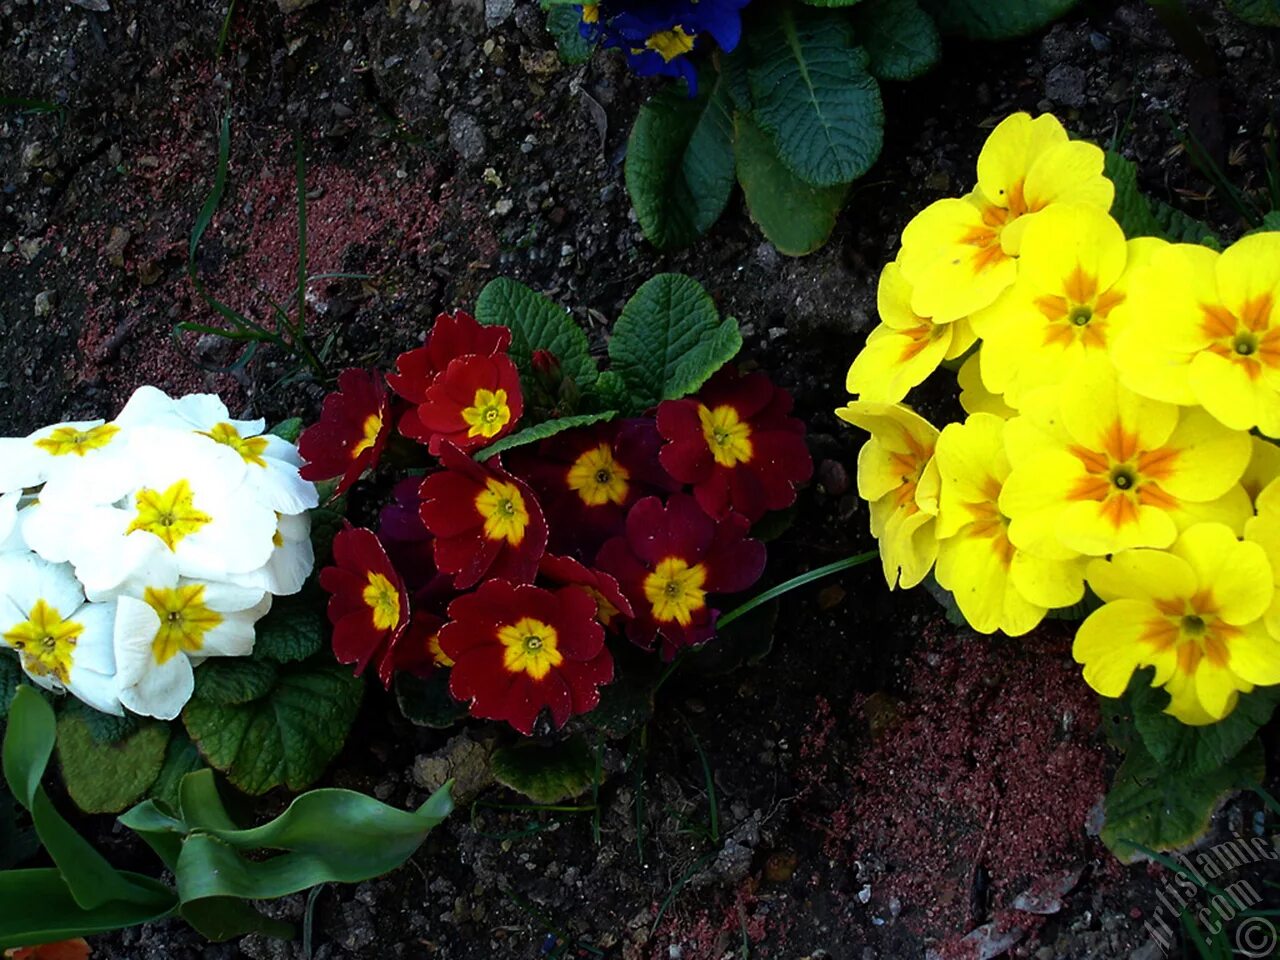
<box><xmin>0</xmin><ymin>388</ymin><xmax>317</xmax><ymax>720</ymax></box>
<box><xmin>578</xmin><ymin>0</ymin><xmax>752</xmax><ymax>90</ymax></box>
<box><xmin>839</xmin><ymin>111</ymin><xmax>1280</xmax><ymax>727</ymax></box>
<box><xmin>304</xmin><ymin>311</ymin><xmax>810</xmax><ymax>734</ymax></box>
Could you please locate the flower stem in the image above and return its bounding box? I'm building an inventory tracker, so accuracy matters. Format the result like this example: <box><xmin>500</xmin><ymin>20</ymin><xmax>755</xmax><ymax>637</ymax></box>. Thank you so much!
<box><xmin>717</xmin><ymin>550</ymin><xmax>878</xmax><ymax>631</ymax></box>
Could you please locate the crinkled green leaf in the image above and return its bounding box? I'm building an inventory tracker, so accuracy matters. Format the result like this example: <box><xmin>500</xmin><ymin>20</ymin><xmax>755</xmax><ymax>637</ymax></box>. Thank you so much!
<box><xmin>62</xmin><ymin>698</ymin><xmax>140</xmax><ymax>744</ymax></box>
<box><xmin>607</xmin><ymin>273</ymin><xmax>741</xmax><ymax>412</ymax></box>
<box><xmin>268</xmin><ymin>418</ymin><xmax>304</xmax><ymax>443</ymax></box>
<box><xmin>918</xmin><ymin>0</ymin><xmax>1079</xmax><ymax>39</ymax></box>
<box><xmin>748</xmin><ymin>6</ymin><xmax>884</xmax><ymax>188</ymax></box>
<box><xmin>475</xmin><ymin>411</ymin><xmax>617</xmax><ymax>461</ymax></box>
<box><xmin>1104</xmin><ymin>150</ymin><xmax>1221</xmax><ymax>246</ymax></box>
<box><xmin>149</xmin><ymin>731</ymin><xmax>205</xmax><ymax>811</ymax></box>
<box><xmin>192</xmin><ymin>658</ymin><xmax>279</xmax><ymax>705</ymax></box>
<box><xmin>56</xmin><ymin>713</ymin><xmax>169</xmax><ymax>814</ymax></box>
<box><xmin>310</xmin><ymin>498</ymin><xmax>346</xmax><ymax>568</ymax></box>
<box><xmin>491</xmin><ymin>735</ymin><xmax>598</xmax><ymax>804</ymax></box>
<box><xmin>736</xmin><ymin>112</ymin><xmax>848</xmax><ymax>255</ymax></box>
<box><xmin>252</xmin><ymin>590</ymin><xmax>327</xmax><ymax>664</ymax></box>
<box><xmin>547</xmin><ymin>4</ymin><xmax>595</xmax><ymax>63</ymax></box>
<box><xmin>851</xmin><ymin>0</ymin><xmax>941</xmax><ymax>81</ymax></box>
<box><xmin>182</xmin><ymin>661</ymin><xmax>363</xmax><ymax>795</ymax></box>
<box><xmin>626</xmin><ymin>73</ymin><xmax>736</xmax><ymax>251</ymax></box>
<box><xmin>1101</xmin><ymin>738</ymin><xmax>1264</xmax><ymax>863</ymax></box>
<box><xmin>1226</xmin><ymin>0</ymin><xmax>1280</xmax><ymax>25</ymax></box>
<box><xmin>395</xmin><ymin>671</ymin><xmax>470</xmax><ymax>729</ymax></box>
<box><xmin>0</xmin><ymin>869</ymin><xmax>176</xmax><ymax>951</ymax></box>
<box><xmin>475</xmin><ymin>278</ymin><xmax>599</xmax><ymax>393</ymax></box>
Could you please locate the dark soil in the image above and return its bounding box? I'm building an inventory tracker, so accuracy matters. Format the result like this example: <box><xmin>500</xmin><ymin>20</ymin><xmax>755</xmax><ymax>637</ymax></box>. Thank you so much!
<box><xmin>3</xmin><ymin>0</ymin><xmax>1280</xmax><ymax>957</ymax></box>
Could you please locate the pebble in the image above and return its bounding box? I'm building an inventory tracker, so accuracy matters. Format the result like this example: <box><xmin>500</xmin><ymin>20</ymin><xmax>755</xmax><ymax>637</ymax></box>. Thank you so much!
<box><xmin>33</xmin><ymin>290</ymin><xmax>55</xmax><ymax>317</ymax></box>
<box><xmin>448</xmin><ymin>110</ymin><xmax>486</xmax><ymax>162</ymax></box>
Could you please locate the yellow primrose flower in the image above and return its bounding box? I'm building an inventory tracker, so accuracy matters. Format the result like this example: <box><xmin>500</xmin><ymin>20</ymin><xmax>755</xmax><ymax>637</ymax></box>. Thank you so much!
<box><xmin>1075</xmin><ymin>523</ymin><xmax>1280</xmax><ymax>724</ymax></box>
<box><xmin>972</xmin><ymin>208</ymin><xmax>1164</xmax><ymax>405</ymax></box>
<box><xmin>1244</xmin><ymin>477</ymin><xmax>1280</xmax><ymax>641</ymax></box>
<box><xmin>1242</xmin><ymin>436</ymin><xmax>1280</xmax><ymax>505</ymax></box>
<box><xmin>1001</xmin><ymin>367</ymin><xmax>1251</xmax><ymax>558</ymax></box>
<box><xmin>935</xmin><ymin>413</ymin><xmax>1087</xmax><ymax>634</ymax></box>
<box><xmin>1112</xmin><ymin>233</ymin><xmax>1280</xmax><ymax>435</ymax></box>
<box><xmin>845</xmin><ymin>262</ymin><xmax>977</xmax><ymax>403</ymax></box>
<box><xmin>836</xmin><ymin>401</ymin><xmax>940</xmax><ymax>589</ymax></box>
<box><xmin>898</xmin><ymin>112</ymin><xmax>1114</xmax><ymax>323</ymax></box>
<box><xmin>957</xmin><ymin>352</ymin><xmax>1016</xmax><ymax>418</ymax></box>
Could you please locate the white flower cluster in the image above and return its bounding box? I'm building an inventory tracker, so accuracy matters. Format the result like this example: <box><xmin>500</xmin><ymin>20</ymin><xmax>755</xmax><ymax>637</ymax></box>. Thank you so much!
<box><xmin>0</xmin><ymin>387</ymin><xmax>318</xmax><ymax>720</ymax></box>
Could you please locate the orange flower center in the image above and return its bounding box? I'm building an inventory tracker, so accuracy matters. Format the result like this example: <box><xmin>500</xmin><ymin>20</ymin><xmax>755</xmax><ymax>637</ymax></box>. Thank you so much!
<box><xmin>1065</xmin><ymin>420</ymin><xmax>1179</xmax><ymax>530</ymax></box>
<box><xmin>1141</xmin><ymin>592</ymin><xmax>1236</xmax><ymax>675</ymax></box>
<box><xmin>1200</xmin><ymin>294</ymin><xmax>1280</xmax><ymax>381</ymax></box>
<box><xmin>1036</xmin><ymin>264</ymin><xmax>1126</xmax><ymax>350</ymax></box>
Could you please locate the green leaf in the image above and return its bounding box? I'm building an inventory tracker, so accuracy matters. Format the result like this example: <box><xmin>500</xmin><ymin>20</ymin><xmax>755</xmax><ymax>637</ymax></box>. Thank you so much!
<box><xmin>1226</xmin><ymin>0</ymin><xmax>1280</xmax><ymax>26</ymax></box>
<box><xmin>1104</xmin><ymin>150</ymin><xmax>1220</xmax><ymax>246</ymax></box>
<box><xmin>62</xmin><ymin>698</ymin><xmax>140</xmax><ymax>744</ymax></box>
<box><xmin>475</xmin><ymin>411</ymin><xmax>617</xmax><ymax>461</ymax></box>
<box><xmin>149</xmin><ymin>732</ymin><xmax>205</xmax><ymax>811</ymax></box>
<box><xmin>310</xmin><ymin>496</ymin><xmax>346</xmax><ymax>568</ymax></box>
<box><xmin>268</xmin><ymin>417</ymin><xmax>304</xmax><ymax>443</ymax></box>
<box><xmin>736</xmin><ymin>112</ymin><xmax>848</xmax><ymax>255</ymax></box>
<box><xmin>721</xmin><ymin>46</ymin><xmax>753</xmax><ymax>112</ymax></box>
<box><xmin>475</xmin><ymin>278</ymin><xmax>599</xmax><ymax>394</ymax></box>
<box><xmin>0</xmin><ymin>654</ymin><xmax>21</xmax><ymax>720</ymax></box>
<box><xmin>1262</xmin><ymin>210</ymin><xmax>1280</xmax><ymax>231</ymax></box>
<box><xmin>252</xmin><ymin>590</ymin><xmax>327</xmax><ymax>663</ymax></box>
<box><xmin>1101</xmin><ymin>738</ymin><xmax>1264</xmax><ymax>862</ymax></box>
<box><xmin>607</xmin><ymin>274</ymin><xmax>741</xmax><ymax>412</ymax></box>
<box><xmin>748</xmin><ymin>6</ymin><xmax>884</xmax><ymax>188</ymax></box>
<box><xmin>394</xmin><ymin>671</ymin><xmax>469</xmax><ymax>729</ymax></box>
<box><xmin>547</xmin><ymin>5</ymin><xmax>595</xmax><ymax>63</ymax></box>
<box><xmin>491</xmin><ymin>736</ymin><xmax>599</xmax><ymax>804</ymax></box>
<box><xmin>799</xmin><ymin>0</ymin><xmax>863</xmax><ymax>7</ymax></box>
<box><xmin>0</xmin><ymin>785</ymin><xmax>37</xmax><ymax>869</ymax></box>
<box><xmin>0</xmin><ymin>869</ymin><xmax>176</xmax><ymax>951</ymax></box>
<box><xmin>182</xmin><ymin>661</ymin><xmax>363</xmax><ymax>795</ymax></box>
<box><xmin>626</xmin><ymin>73</ymin><xmax>736</xmax><ymax>251</ymax></box>
<box><xmin>851</xmin><ymin>0</ymin><xmax>941</xmax><ymax>81</ymax></box>
<box><xmin>918</xmin><ymin>0</ymin><xmax>1079</xmax><ymax>39</ymax></box>
<box><xmin>56</xmin><ymin>714</ymin><xmax>169</xmax><ymax>814</ymax></box>
<box><xmin>192</xmin><ymin>658</ymin><xmax>279</xmax><ymax>705</ymax></box>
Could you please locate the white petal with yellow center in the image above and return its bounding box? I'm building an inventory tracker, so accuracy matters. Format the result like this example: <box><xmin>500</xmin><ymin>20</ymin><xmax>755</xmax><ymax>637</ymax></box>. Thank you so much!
<box><xmin>225</xmin><ymin>510</ymin><xmax>315</xmax><ymax>596</ymax></box>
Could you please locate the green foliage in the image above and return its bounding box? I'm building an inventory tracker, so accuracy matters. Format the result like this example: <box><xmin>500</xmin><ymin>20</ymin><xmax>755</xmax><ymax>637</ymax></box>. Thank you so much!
<box><xmin>475</xmin><ymin>411</ymin><xmax>618</xmax><ymax>461</ymax></box>
<box><xmin>56</xmin><ymin>714</ymin><xmax>170</xmax><ymax>814</ymax></box>
<box><xmin>182</xmin><ymin>661</ymin><xmax>363</xmax><ymax>795</ymax></box>
<box><xmin>149</xmin><ymin>733</ymin><xmax>205</xmax><ymax>811</ymax></box>
<box><xmin>608</xmin><ymin>273</ymin><xmax>742</xmax><ymax>412</ymax></box>
<box><xmin>851</xmin><ymin>0</ymin><xmax>941</xmax><ymax>81</ymax></box>
<box><xmin>0</xmin><ymin>785</ymin><xmax>37</xmax><ymax>870</ymax></box>
<box><xmin>476</xmin><ymin>278</ymin><xmax>599</xmax><ymax>395</ymax></box>
<box><xmin>252</xmin><ymin>591</ymin><xmax>328</xmax><ymax>663</ymax></box>
<box><xmin>1226</xmin><ymin>0</ymin><xmax>1280</xmax><ymax>26</ymax></box>
<box><xmin>491</xmin><ymin>736</ymin><xmax>599</xmax><ymax>804</ymax></box>
<box><xmin>1104</xmin><ymin>149</ymin><xmax>1221</xmax><ymax>246</ymax></box>
<box><xmin>546</xmin><ymin>4</ymin><xmax>595</xmax><ymax>63</ymax></box>
<box><xmin>747</xmin><ymin>7</ymin><xmax>883</xmax><ymax>188</ymax></box>
<box><xmin>309</xmin><ymin>488</ymin><xmax>347</xmax><ymax>568</ymax></box>
<box><xmin>918</xmin><ymin>0</ymin><xmax>1079</xmax><ymax>39</ymax></box>
<box><xmin>192</xmin><ymin>658</ymin><xmax>279</xmax><ymax>705</ymax></box>
<box><xmin>268</xmin><ymin>417</ymin><xmax>304</xmax><ymax>443</ymax></box>
<box><xmin>394</xmin><ymin>672</ymin><xmax>470</xmax><ymax>729</ymax></box>
<box><xmin>0</xmin><ymin>655</ymin><xmax>20</xmax><ymax>721</ymax></box>
<box><xmin>62</xmin><ymin>699</ymin><xmax>140</xmax><ymax>744</ymax></box>
<box><xmin>735</xmin><ymin>113</ymin><xmax>848</xmax><ymax>255</ymax></box>
<box><xmin>626</xmin><ymin>75</ymin><xmax>736</xmax><ymax>250</ymax></box>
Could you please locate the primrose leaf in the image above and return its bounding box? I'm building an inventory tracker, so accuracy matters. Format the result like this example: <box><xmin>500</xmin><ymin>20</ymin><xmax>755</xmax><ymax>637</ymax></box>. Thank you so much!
<box><xmin>546</xmin><ymin>5</ymin><xmax>595</xmax><ymax>63</ymax></box>
<box><xmin>736</xmin><ymin>112</ymin><xmax>848</xmax><ymax>256</ymax></box>
<box><xmin>192</xmin><ymin>658</ymin><xmax>279</xmax><ymax>706</ymax></box>
<box><xmin>268</xmin><ymin>418</ymin><xmax>304</xmax><ymax>443</ymax></box>
<box><xmin>475</xmin><ymin>278</ymin><xmax>599</xmax><ymax>394</ymax></box>
<box><xmin>475</xmin><ymin>411</ymin><xmax>617</xmax><ymax>461</ymax></box>
<box><xmin>182</xmin><ymin>661</ymin><xmax>363</xmax><ymax>795</ymax></box>
<box><xmin>851</xmin><ymin>0</ymin><xmax>941</xmax><ymax>81</ymax></box>
<box><xmin>748</xmin><ymin>6</ymin><xmax>884</xmax><ymax>188</ymax></box>
<box><xmin>56</xmin><ymin>714</ymin><xmax>169</xmax><ymax>815</ymax></box>
<box><xmin>626</xmin><ymin>72</ymin><xmax>736</xmax><ymax>251</ymax></box>
<box><xmin>1101</xmin><ymin>737</ymin><xmax>1263</xmax><ymax>863</ymax></box>
<box><xmin>394</xmin><ymin>671</ymin><xmax>470</xmax><ymax>729</ymax></box>
<box><xmin>491</xmin><ymin>735</ymin><xmax>599</xmax><ymax>804</ymax></box>
<box><xmin>251</xmin><ymin>590</ymin><xmax>327</xmax><ymax>664</ymax></box>
<box><xmin>798</xmin><ymin>0</ymin><xmax>864</xmax><ymax>8</ymax></box>
<box><xmin>148</xmin><ymin>731</ymin><xmax>205</xmax><ymax>811</ymax></box>
<box><xmin>1225</xmin><ymin>0</ymin><xmax>1280</xmax><ymax>25</ymax></box>
<box><xmin>608</xmin><ymin>273</ymin><xmax>741</xmax><ymax>412</ymax></box>
<box><xmin>1104</xmin><ymin>150</ymin><xmax>1221</xmax><ymax>246</ymax></box>
<box><xmin>918</xmin><ymin>0</ymin><xmax>1079</xmax><ymax>39</ymax></box>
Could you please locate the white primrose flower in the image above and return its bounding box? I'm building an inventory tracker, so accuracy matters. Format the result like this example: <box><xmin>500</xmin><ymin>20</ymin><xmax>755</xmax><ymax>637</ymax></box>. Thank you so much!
<box><xmin>0</xmin><ymin>417</ymin><xmax>136</xmax><ymax>501</ymax></box>
<box><xmin>117</xmin><ymin>386</ymin><xmax>318</xmax><ymax>515</ymax></box>
<box><xmin>0</xmin><ymin>492</ymin><xmax>25</xmax><ymax>552</ymax></box>
<box><xmin>226</xmin><ymin>510</ymin><xmax>315</xmax><ymax>597</ymax></box>
<box><xmin>0</xmin><ymin>552</ymin><xmax>121</xmax><ymax>716</ymax></box>
<box><xmin>113</xmin><ymin>556</ymin><xmax>271</xmax><ymax>719</ymax></box>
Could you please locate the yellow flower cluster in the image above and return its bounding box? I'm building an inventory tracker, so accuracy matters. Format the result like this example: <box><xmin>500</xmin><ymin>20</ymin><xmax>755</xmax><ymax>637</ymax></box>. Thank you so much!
<box><xmin>838</xmin><ymin>112</ymin><xmax>1280</xmax><ymax>726</ymax></box>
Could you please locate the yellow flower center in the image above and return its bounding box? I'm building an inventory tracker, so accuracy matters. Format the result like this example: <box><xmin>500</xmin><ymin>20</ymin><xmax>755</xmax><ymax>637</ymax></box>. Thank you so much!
<box><xmin>461</xmin><ymin>388</ymin><xmax>513</xmax><ymax>440</ymax></box>
<box><xmin>1065</xmin><ymin>422</ymin><xmax>1179</xmax><ymax>531</ymax></box>
<box><xmin>428</xmin><ymin>631</ymin><xmax>455</xmax><ymax>668</ymax></box>
<box><xmin>201</xmin><ymin>422</ymin><xmax>269</xmax><ymax>467</ymax></box>
<box><xmin>362</xmin><ymin>572</ymin><xmax>401</xmax><ymax>631</ymax></box>
<box><xmin>35</xmin><ymin>423</ymin><xmax>120</xmax><ymax>457</ymax></box>
<box><xmin>474</xmin><ymin>478</ymin><xmax>530</xmax><ymax>545</ymax></box>
<box><xmin>1145</xmin><ymin>593</ymin><xmax>1235</xmax><ymax>676</ymax></box>
<box><xmin>3</xmin><ymin>599</ymin><xmax>82</xmax><ymax>684</ymax></box>
<box><xmin>699</xmin><ymin>404</ymin><xmax>753</xmax><ymax>468</ymax></box>
<box><xmin>581</xmin><ymin>2</ymin><xmax>599</xmax><ymax>23</ymax></box>
<box><xmin>643</xmin><ymin>557</ymin><xmax>708</xmax><ymax>626</ymax></box>
<box><xmin>498</xmin><ymin>616</ymin><xmax>563</xmax><ymax>680</ymax></box>
<box><xmin>1036</xmin><ymin>264</ymin><xmax>1126</xmax><ymax>350</ymax></box>
<box><xmin>567</xmin><ymin>443</ymin><xmax>630</xmax><ymax>507</ymax></box>
<box><xmin>351</xmin><ymin>413</ymin><xmax>383</xmax><ymax>459</ymax></box>
<box><xmin>645</xmin><ymin>25</ymin><xmax>695</xmax><ymax>61</ymax></box>
<box><xmin>144</xmin><ymin>584</ymin><xmax>223</xmax><ymax>665</ymax></box>
<box><xmin>125</xmin><ymin>479</ymin><xmax>213</xmax><ymax>550</ymax></box>
<box><xmin>1200</xmin><ymin>296</ymin><xmax>1280</xmax><ymax>380</ymax></box>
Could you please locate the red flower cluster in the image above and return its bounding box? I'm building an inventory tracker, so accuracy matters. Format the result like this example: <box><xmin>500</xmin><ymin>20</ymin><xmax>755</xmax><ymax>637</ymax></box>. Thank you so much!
<box><xmin>309</xmin><ymin>310</ymin><xmax>812</xmax><ymax>734</ymax></box>
<box><xmin>298</xmin><ymin>369</ymin><xmax>392</xmax><ymax>494</ymax></box>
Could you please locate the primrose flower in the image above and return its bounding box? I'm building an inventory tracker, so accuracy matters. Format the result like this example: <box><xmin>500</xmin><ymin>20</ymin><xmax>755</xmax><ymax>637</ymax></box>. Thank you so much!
<box><xmin>1076</xmin><ymin>523</ymin><xmax>1280</xmax><ymax>724</ymax></box>
<box><xmin>406</xmin><ymin>353</ymin><xmax>523</xmax><ymax>454</ymax></box>
<box><xmin>835</xmin><ymin>401</ymin><xmax>940</xmax><ymax>589</ymax></box>
<box><xmin>114</xmin><ymin>561</ymin><xmax>271</xmax><ymax>719</ymax></box>
<box><xmin>596</xmin><ymin>494</ymin><xmax>765</xmax><ymax>659</ymax></box>
<box><xmin>0</xmin><ymin>553</ymin><xmax>120</xmax><ymax>716</ymax></box>
<box><xmin>898</xmin><ymin>112</ymin><xmax>1113</xmax><ymax>322</ymax></box>
<box><xmin>1242</xmin><ymin>436</ymin><xmax>1280</xmax><ymax>505</ymax></box>
<box><xmin>934</xmin><ymin>413</ymin><xmax>1087</xmax><ymax>634</ymax></box>
<box><xmin>845</xmin><ymin>261</ymin><xmax>977</xmax><ymax>403</ymax></box>
<box><xmin>657</xmin><ymin>367</ymin><xmax>812</xmax><ymax>523</ymax></box>
<box><xmin>538</xmin><ymin>553</ymin><xmax>634</xmax><ymax>628</ymax></box>
<box><xmin>320</xmin><ymin>526</ymin><xmax>411</xmax><ymax>688</ymax></box>
<box><xmin>972</xmin><ymin>207</ymin><xmax>1161</xmax><ymax>405</ymax></box>
<box><xmin>438</xmin><ymin>579</ymin><xmax>613</xmax><ymax>735</ymax></box>
<box><xmin>418</xmin><ymin>443</ymin><xmax>548</xmax><ymax>589</ymax></box>
<box><xmin>0</xmin><ymin>416</ymin><xmax>134</xmax><ymax>501</ymax></box>
<box><xmin>1111</xmin><ymin>233</ymin><xmax>1280</xmax><ymax>436</ymax></box>
<box><xmin>596</xmin><ymin>0</ymin><xmax>751</xmax><ymax>91</ymax></box>
<box><xmin>298</xmin><ymin>368</ymin><xmax>392</xmax><ymax>495</ymax></box>
<box><xmin>1245</xmin><ymin>477</ymin><xmax>1280</xmax><ymax>641</ymax></box>
<box><xmin>957</xmin><ymin>353</ymin><xmax>1015</xmax><ymax>419</ymax></box>
<box><xmin>1001</xmin><ymin>368</ymin><xmax>1252</xmax><ymax>558</ymax></box>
